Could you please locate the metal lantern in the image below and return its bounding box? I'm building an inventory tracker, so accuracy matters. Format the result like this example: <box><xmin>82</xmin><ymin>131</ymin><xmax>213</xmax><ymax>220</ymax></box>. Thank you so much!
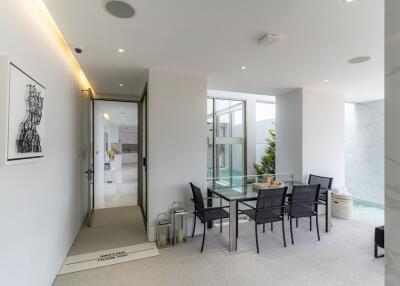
<box><xmin>156</xmin><ymin>213</ymin><xmax>172</xmax><ymax>247</ymax></box>
<box><xmin>171</xmin><ymin>202</ymin><xmax>188</xmax><ymax>245</ymax></box>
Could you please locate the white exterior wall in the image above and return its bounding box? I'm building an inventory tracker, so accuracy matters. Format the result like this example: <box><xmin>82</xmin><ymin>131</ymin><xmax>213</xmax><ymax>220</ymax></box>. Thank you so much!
<box><xmin>147</xmin><ymin>69</ymin><xmax>207</xmax><ymax>240</ymax></box>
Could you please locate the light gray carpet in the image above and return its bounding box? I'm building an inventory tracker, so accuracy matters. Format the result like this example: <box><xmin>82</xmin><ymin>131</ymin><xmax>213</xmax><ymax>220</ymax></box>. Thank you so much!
<box><xmin>54</xmin><ymin>207</ymin><xmax>384</xmax><ymax>286</ymax></box>
<box><xmin>67</xmin><ymin>206</ymin><xmax>147</xmax><ymax>256</ymax></box>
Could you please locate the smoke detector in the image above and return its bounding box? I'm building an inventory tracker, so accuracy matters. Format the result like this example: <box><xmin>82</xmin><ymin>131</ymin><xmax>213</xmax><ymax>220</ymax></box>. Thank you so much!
<box><xmin>257</xmin><ymin>33</ymin><xmax>283</xmax><ymax>46</ymax></box>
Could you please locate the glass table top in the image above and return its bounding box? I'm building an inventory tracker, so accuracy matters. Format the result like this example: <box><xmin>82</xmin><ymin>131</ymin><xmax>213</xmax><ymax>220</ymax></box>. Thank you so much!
<box><xmin>208</xmin><ymin>181</ymin><xmax>303</xmax><ymax>201</ymax></box>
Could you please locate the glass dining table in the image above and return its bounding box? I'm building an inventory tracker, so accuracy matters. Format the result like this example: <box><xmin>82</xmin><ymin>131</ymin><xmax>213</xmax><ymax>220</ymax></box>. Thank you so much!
<box><xmin>207</xmin><ymin>174</ymin><xmax>332</xmax><ymax>252</ymax></box>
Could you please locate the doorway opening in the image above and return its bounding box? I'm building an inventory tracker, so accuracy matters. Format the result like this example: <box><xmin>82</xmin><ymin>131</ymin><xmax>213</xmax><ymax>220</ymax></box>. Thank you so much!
<box><xmin>69</xmin><ymin>95</ymin><xmax>150</xmax><ymax>260</ymax></box>
<box><xmin>93</xmin><ymin>100</ymin><xmax>139</xmax><ymax>209</ymax></box>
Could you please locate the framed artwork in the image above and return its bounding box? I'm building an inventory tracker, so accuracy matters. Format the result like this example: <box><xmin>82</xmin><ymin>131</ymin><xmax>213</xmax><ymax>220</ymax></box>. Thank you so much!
<box><xmin>0</xmin><ymin>57</ymin><xmax>46</xmax><ymax>164</ymax></box>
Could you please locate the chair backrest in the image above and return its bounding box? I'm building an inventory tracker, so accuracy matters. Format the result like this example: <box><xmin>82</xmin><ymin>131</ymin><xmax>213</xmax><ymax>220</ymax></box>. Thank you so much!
<box><xmin>290</xmin><ymin>184</ymin><xmax>320</xmax><ymax>214</ymax></box>
<box><xmin>308</xmin><ymin>174</ymin><xmax>333</xmax><ymax>190</ymax></box>
<box><xmin>256</xmin><ymin>187</ymin><xmax>288</xmax><ymax>220</ymax></box>
<box><xmin>190</xmin><ymin>183</ymin><xmax>205</xmax><ymax>211</ymax></box>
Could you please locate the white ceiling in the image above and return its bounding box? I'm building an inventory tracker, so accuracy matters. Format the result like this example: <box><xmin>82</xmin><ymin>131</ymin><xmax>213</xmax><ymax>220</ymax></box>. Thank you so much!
<box><xmin>94</xmin><ymin>101</ymin><xmax>138</xmax><ymax>127</ymax></box>
<box><xmin>44</xmin><ymin>0</ymin><xmax>384</xmax><ymax>102</ymax></box>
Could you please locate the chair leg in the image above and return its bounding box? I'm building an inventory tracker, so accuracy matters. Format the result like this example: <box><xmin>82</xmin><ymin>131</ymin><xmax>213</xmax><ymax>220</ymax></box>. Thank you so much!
<box><xmin>282</xmin><ymin>219</ymin><xmax>286</xmax><ymax>247</ymax></box>
<box><xmin>316</xmin><ymin>215</ymin><xmax>320</xmax><ymax>241</ymax></box>
<box><xmin>255</xmin><ymin>223</ymin><xmax>259</xmax><ymax>254</ymax></box>
<box><xmin>310</xmin><ymin>216</ymin><xmax>312</xmax><ymax>231</ymax></box>
<box><xmin>220</xmin><ymin>199</ymin><xmax>223</xmax><ymax>233</ymax></box>
<box><xmin>290</xmin><ymin>217</ymin><xmax>294</xmax><ymax>245</ymax></box>
<box><xmin>325</xmin><ymin>202</ymin><xmax>328</xmax><ymax>233</ymax></box>
<box><xmin>192</xmin><ymin>216</ymin><xmax>196</xmax><ymax>238</ymax></box>
<box><xmin>263</xmin><ymin>223</ymin><xmax>265</xmax><ymax>233</ymax></box>
<box><xmin>236</xmin><ymin>202</ymin><xmax>239</xmax><ymax>238</ymax></box>
<box><xmin>201</xmin><ymin>223</ymin><xmax>206</xmax><ymax>252</ymax></box>
<box><xmin>296</xmin><ymin>218</ymin><xmax>298</xmax><ymax>228</ymax></box>
<box><xmin>271</xmin><ymin>222</ymin><xmax>273</xmax><ymax>232</ymax></box>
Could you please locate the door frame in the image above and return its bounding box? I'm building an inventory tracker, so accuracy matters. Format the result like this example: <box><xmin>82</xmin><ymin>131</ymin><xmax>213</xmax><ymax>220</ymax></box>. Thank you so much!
<box><xmin>92</xmin><ymin>98</ymin><xmax>140</xmax><ymax>212</ymax></box>
<box><xmin>138</xmin><ymin>84</ymin><xmax>148</xmax><ymax>227</ymax></box>
<box><xmin>80</xmin><ymin>88</ymin><xmax>94</xmax><ymax>227</ymax></box>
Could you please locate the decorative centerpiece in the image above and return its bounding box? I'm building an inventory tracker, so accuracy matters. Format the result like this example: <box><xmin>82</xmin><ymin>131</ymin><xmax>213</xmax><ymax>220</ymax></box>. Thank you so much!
<box><xmin>252</xmin><ymin>176</ymin><xmax>283</xmax><ymax>191</ymax></box>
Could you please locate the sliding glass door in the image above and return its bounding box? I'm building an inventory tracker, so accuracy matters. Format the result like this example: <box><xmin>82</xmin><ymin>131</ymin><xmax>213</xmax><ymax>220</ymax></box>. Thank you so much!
<box><xmin>208</xmin><ymin>98</ymin><xmax>246</xmax><ymax>185</ymax></box>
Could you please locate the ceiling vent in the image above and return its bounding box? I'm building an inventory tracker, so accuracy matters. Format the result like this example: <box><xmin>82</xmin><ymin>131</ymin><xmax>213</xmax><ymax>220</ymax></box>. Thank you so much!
<box><xmin>105</xmin><ymin>1</ymin><xmax>135</xmax><ymax>19</ymax></box>
<box><xmin>257</xmin><ymin>33</ymin><xmax>282</xmax><ymax>46</ymax></box>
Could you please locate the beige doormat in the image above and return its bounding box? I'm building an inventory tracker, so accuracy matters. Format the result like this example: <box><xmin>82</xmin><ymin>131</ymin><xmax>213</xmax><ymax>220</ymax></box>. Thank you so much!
<box><xmin>58</xmin><ymin>242</ymin><xmax>159</xmax><ymax>275</ymax></box>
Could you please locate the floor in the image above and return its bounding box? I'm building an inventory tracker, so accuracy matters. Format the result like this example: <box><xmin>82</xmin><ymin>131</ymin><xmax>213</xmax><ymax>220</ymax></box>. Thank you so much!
<box><xmin>54</xmin><ymin>205</ymin><xmax>384</xmax><ymax>286</ymax></box>
<box><xmin>66</xmin><ymin>206</ymin><xmax>147</xmax><ymax>256</ymax></box>
<box><xmin>95</xmin><ymin>163</ymin><xmax>138</xmax><ymax>209</ymax></box>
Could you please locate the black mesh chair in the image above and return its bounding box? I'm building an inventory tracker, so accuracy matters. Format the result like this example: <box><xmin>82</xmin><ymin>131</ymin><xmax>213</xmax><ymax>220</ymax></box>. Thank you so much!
<box><xmin>190</xmin><ymin>183</ymin><xmax>229</xmax><ymax>252</ymax></box>
<box><xmin>285</xmin><ymin>184</ymin><xmax>321</xmax><ymax>244</ymax></box>
<box><xmin>308</xmin><ymin>174</ymin><xmax>333</xmax><ymax>232</ymax></box>
<box><xmin>240</xmin><ymin>187</ymin><xmax>288</xmax><ymax>253</ymax></box>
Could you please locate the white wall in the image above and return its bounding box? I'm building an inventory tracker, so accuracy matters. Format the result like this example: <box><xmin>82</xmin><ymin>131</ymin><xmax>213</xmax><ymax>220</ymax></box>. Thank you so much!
<box><xmin>0</xmin><ymin>1</ymin><xmax>85</xmax><ymax>285</ymax></box>
<box><xmin>147</xmin><ymin>69</ymin><xmax>207</xmax><ymax>240</ymax></box>
<box><xmin>302</xmin><ymin>88</ymin><xmax>345</xmax><ymax>187</ymax></box>
<box><xmin>276</xmin><ymin>88</ymin><xmax>345</xmax><ymax>187</ymax></box>
<box><xmin>345</xmin><ymin>101</ymin><xmax>384</xmax><ymax>205</ymax></box>
<box><xmin>275</xmin><ymin>89</ymin><xmax>303</xmax><ymax>181</ymax></box>
<box><xmin>385</xmin><ymin>1</ymin><xmax>400</xmax><ymax>283</ymax></box>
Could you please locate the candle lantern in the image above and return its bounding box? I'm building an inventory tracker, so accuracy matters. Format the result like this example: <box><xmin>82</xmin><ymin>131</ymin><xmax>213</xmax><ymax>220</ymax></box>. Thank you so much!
<box><xmin>156</xmin><ymin>213</ymin><xmax>172</xmax><ymax>248</ymax></box>
<box><xmin>171</xmin><ymin>202</ymin><xmax>188</xmax><ymax>245</ymax></box>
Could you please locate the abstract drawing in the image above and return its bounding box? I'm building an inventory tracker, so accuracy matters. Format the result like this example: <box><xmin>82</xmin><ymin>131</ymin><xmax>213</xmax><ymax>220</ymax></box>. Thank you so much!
<box><xmin>16</xmin><ymin>84</ymin><xmax>44</xmax><ymax>153</ymax></box>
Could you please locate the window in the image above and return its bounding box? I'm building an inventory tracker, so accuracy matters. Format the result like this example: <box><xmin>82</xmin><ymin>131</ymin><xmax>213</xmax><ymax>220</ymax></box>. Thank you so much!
<box><xmin>255</xmin><ymin>102</ymin><xmax>275</xmax><ymax>164</ymax></box>
<box><xmin>207</xmin><ymin>98</ymin><xmax>246</xmax><ymax>185</ymax></box>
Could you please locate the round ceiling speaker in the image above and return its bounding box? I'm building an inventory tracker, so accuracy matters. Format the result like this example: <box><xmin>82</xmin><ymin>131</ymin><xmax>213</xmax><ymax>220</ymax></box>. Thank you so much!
<box><xmin>105</xmin><ymin>1</ymin><xmax>135</xmax><ymax>19</ymax></box>
<box><xmin>348</xmin><ymin>56</ymin><xmax>371</xmax><ymax>64</ymax></box>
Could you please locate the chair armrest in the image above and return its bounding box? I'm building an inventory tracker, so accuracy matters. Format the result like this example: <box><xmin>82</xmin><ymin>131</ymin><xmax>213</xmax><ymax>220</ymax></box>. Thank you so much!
<box><xmin>240</xmin><ymin>202</ymin><xmax>256</xmax><ymax>209</ymax></box>
<box><xmin>288</xmin><ymin>201</ymin><xmax>320</xmax><ymax>206</ymax></box>
<box><xmin>200</xmin><ymin>206</ymin><xmax>229</xmax><ymax>212</ymax></box>
<box><xmin>203</xmin><ymin>197</ymin><xmax>219</xmax><ymax>201</ymax></box>
<box><xmin>256</xmin><ymin>205</ymin><xmax>286</xmax><ymax>211</ymax></box>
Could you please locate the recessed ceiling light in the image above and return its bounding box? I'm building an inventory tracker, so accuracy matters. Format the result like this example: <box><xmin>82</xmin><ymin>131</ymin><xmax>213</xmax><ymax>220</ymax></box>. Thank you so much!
<box><xmin>343</xmin><ymin>0</ymin><xmax>355</xmax><ymax>3</ymax></box>
<box><xmin>105</xmin><ymin>1</ymin><xmax>135</xmax><ymax>19</ymax></box>
<box><xmin>348</xmin><ymin>56</ymin><xmax>371</xmax><ymax>64</ymax></box>
<box><xmin>118</xmin><ymin>48</ymin><xmax>125</xmax><ymax>53</ymax></box>
<box><xmin>324</xmin><ymin>79</ymin><xmax>329</xmax><ymax>83</ymax></box>
<box><xmin>119</xmin><ymin>83</ymin><xmax>124</xmax><ymax>87</ymax></box>
<box><xmin>240</xmin><ymin>66</ymin><xmax>247</xmax><ymax>70</ymax></box>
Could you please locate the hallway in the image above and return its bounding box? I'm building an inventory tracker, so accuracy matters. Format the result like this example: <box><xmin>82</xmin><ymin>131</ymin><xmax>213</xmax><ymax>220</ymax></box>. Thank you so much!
<box><xmin>66</xmin><ymin>206</ymin><xmax>147</xmax><ymax>256</ymax></box>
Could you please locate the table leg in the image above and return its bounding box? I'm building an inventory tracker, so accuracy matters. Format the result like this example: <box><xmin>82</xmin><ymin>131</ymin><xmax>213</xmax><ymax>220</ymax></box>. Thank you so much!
<box><xmin>229</xmin><ymin>200</ymin><xmax>237</xmax><ymax>252</ymax></box>
<box><xmin>326</xmin><ymin>190</ymin><xmax>332</xmax><ymax>233</ymax></box>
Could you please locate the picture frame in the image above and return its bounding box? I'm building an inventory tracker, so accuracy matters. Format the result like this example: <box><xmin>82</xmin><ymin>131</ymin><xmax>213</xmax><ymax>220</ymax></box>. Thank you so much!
<box><xmin>0</xmin><ymin>56</ymin><xmax>46</xmax><ymax>165</ymax></box>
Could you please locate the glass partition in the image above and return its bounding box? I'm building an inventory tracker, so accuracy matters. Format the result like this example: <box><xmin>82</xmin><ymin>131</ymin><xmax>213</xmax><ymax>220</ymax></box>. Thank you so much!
<box><xmin>207</xmin><ymin>98</ymin><xmax>246</xmax><ymax>185</ymax></box>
